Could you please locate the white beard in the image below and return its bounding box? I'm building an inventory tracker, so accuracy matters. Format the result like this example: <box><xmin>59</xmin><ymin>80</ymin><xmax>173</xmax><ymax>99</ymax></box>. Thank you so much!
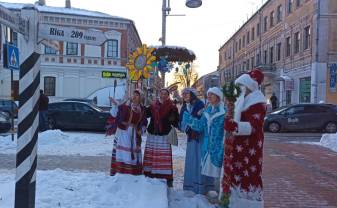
<box><xmin>234</xmin><ymin>86</ymin><xmax>246</xmax><ymax>122</ymax></box>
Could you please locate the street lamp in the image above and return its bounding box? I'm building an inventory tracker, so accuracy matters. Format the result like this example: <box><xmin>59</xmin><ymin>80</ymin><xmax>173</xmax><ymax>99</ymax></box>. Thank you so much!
<box><xmin>160</xmin><ymin>0</ymin><xmax>199</xmax><ymax>87</ymax></box>
<box><xmin>186</xmin><ymin>0</ymin><xmax>202</xmax><ymax>8</ymax></box>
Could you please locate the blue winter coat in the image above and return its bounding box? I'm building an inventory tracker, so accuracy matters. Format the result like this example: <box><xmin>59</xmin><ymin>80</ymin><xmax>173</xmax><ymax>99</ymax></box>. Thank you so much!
<box><xmin>182</xmin><ymin>102</ymin><xmax>226</xmax><ymax>168</ymax></box>
<box><xmin>179</xmin><ymin>99</ymin><xmax>205</xmax><ymax>139</ymax></box>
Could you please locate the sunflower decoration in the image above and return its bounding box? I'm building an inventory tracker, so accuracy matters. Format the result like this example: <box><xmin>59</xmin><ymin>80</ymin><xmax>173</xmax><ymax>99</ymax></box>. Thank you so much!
<box><xmin>126</xmin><ymin>44</ymin><xmax>156</xmax><ymax>81</ymax></box>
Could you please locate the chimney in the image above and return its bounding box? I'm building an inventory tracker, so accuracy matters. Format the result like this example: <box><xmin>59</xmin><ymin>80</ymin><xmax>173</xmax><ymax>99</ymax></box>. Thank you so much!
<box><xmin>38</xmin><ymin>0</ymin><xmax>46</xmax><ymax>6</ymax></box>
<box><xmin>65</xmin><ymin>0</ymin><xmax>71</xmax><ymax>8</ymax></box>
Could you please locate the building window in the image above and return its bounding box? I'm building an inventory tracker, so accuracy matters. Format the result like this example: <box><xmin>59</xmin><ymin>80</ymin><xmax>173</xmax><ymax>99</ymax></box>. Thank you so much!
<box><xmin>264</xmin><ymin>16</ymin><xmax>268</xmax><ymax>32</ymax></box>
<box><xmin>252</xmin><ymin>27</ymin><xmax>255</xmax><ymax>41</ymax></box>
<box><xmin>296</xmin><ymin>0</ymin><xmax>301</xmax><ymax>7</ymax></box>
<box><xmin>277</xmin><ymin>42</ymin><xmax>282</xmax><ymax>61</ymax></box>
<box><xmin>288</xmin><ymin>0</ymin><xmax>293</xmax><ymax>14</ymax></box>
<box><xmin>277</xmin><ymin>5</ymin><xmax>283</xmax><ymax>23</ymax></box>
<box><xmin>235</xmin><ymin>41</ymin><xmax>238</xmax><ymax>52</ymax></box>
<box><xmin>270</xmin><ymin>11</ymin><xmax>275</xmax><ymax>27</ymax></box>
<box><xmin>304</xmin><ymin>26</ymin><xmax>311</xmax><ymax>50</ymax></box>
<box><xmin>270</xmin><ymin>46</ymin><xmax>274</xmax><ymax>64</ymax></box>
<box><xmin>239</xmin><ymin>39</ymin><xmax>241</xmax><ymax>50</ymax></box>
<box><xmin>294</xmin><ymin>32</ymin><xmax>300</xmax><ymax>54</ymax></box>
<box><xmin>45</xmin><ymin>46</ymin><xmax>57</xmax><ymax>55</ymax></box>
<box><xmin>44</xmin><ymin>77</ymin><xmax>56</xmax><ymax>96</ymax></box>
<box><xmin>243</xmin><ymin>35</ymin><xmax>246</xmax><ymax>47</ymax></box>
<box><xmin>263</xmin><ymin>50</ymin><xmax>268</xmax><ymax>64</ymax></box>
<box><xmin>107</xmin><ymin>40</ymin><xmax>118</xmax><ymax>58</ymax></box>
<box><xmin>66</xmin><ymin>42</ymin><xmax>78</xmax><ymax>55</ymax></box>
<box><xmin>257</xmin><ymin>23</ymin><xmax>261</xmax><ymax>36</ymax></box>
<box><xmin>299</xmin><ymin>77</ymin><xmax>311</xmax><ymax>103</ymax></box>
<box><xmin>247</xmin><ymin>31</ymin><xmax>250</xmax><ymax>44</ymax></box>
<box><xmin>286</xmin><ymin>37</ymin><xmax>291</xmax><ymax>57</ymax></box>
<box><xmin>251</xmin><ymin>57</ymin><xmax>255</xmax><ymax>68</ymax></box>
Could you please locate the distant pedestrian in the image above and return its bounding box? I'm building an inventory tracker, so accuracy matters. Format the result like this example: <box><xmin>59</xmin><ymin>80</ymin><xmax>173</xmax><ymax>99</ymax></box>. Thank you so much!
<box><xmin>39</xmin><ymin>90</ymin><xmax>49</xmax><ymax>131</ymax></box>
<box><xmin>270</xmin><ymin>93</ymin><xmax>278</xmax><ymax>110</ymax></box>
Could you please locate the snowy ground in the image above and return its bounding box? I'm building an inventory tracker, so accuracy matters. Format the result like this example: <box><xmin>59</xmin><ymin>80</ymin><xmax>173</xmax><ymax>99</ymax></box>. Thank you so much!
<box><xmin>0</xmin><ymin>130</ymin><xmax>113</xmax><ymax>156</ymax></box>
<box><xmin>288</xmin><ymin>133</ymin><xmax>337</xmax><ymax>153</ymax></box>
<box><xmin>0</xmin><ymin>130</ymin><xmax>215</xmax><ymax>208</ymax></box>
<box><xmin>0</xmin><ymin>169</ymin><xmax>168</xmax><ymax>208</ymax></box>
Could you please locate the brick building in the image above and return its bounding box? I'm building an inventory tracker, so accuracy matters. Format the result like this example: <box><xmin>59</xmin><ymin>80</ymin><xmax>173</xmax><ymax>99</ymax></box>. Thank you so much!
<box><xmin>0</xmin><ymin>0</ymin><xmax>141</xmax><ymax>102</ymax></box>
<box><xmin>218</xmin><ymin>0</ymin><xmax>337</xmax><ymax>106</ymax></box>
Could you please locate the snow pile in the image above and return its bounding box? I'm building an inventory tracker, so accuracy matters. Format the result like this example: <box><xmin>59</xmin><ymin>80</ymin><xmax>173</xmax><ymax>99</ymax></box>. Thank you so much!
<box><xmin>169</xmin><ymin>189</ymin><xmax>216</xmax><ymax>208</ymax></box>
<box><xmin>0</xmin><ymin>169</ymin><xmax>168</xmax><ymax>208</ymax></box>
<box><xmin>0</xmin><ymin>130</ymin><xmax>113</xmax><ymax>156</ymax></box>
<box><xmin>320</xmin><ymin>134</ymin><xmax>337</xmax><ymax>152</ymax></box>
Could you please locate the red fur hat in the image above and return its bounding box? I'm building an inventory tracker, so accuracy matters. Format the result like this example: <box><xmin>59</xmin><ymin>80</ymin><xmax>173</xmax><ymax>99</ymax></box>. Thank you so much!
<box><xmin>248</xmin><ymin>69</ymin><xmax>264</xmax><ymax>85</ymax></box>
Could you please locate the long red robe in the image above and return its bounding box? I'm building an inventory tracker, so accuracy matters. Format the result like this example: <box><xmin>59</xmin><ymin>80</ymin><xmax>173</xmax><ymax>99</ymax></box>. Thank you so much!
<box><xmin>223</xmin><ymin>90</ymin><xmax>266</xmax><ymax>208</ymax></box>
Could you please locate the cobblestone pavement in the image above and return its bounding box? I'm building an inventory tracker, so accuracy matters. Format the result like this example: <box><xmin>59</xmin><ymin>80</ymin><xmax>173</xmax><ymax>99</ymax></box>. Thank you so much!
<box><xmin>263</xmin><ymin>134</ymin><xmax>337</xmax><ymax>208</ymax></box>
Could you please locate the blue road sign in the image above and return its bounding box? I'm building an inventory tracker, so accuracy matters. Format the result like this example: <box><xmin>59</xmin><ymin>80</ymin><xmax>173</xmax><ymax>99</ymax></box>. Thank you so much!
<box><xmin>7</xmin><ymin>44</ymin><xmax>19</xmax><ymax>70</ymax></box>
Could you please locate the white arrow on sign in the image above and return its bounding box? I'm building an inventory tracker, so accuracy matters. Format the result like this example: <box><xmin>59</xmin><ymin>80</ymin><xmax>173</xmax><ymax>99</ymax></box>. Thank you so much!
<box><xmin>0</xmin><ymin>4</ymin><xmax>28</xmax><ymax>35</ymax></box>
<box><xmin>38</xmin><ymin>24</ymin><xmax>108</xmax><ymax>46</ymax></box>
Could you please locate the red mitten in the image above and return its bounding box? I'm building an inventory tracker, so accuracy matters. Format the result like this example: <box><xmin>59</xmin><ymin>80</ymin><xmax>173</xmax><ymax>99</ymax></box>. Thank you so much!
<box><xmin>224</xmin><ymin>118</ymin><xmax>238</xmax><ymax>132</ymax></box>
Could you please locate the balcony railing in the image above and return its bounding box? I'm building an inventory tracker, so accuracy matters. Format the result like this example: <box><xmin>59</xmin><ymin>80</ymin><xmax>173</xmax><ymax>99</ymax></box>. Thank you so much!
<box><xmin>41</xmin><ymin>54</ymin><xmax>124</xmax><ymax>66</ymax></box>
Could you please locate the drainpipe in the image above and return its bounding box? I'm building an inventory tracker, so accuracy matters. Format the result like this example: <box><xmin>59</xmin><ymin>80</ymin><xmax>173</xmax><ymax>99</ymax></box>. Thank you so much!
<box><xmin>313</xmin><ymin>0</ymin><xmax>320</xmax><ymax>103</ymax></box>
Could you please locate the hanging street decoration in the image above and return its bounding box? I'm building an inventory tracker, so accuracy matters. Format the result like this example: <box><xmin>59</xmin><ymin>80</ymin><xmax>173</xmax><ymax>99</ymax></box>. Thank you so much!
<box><xmin>126</xmin><ymin>44</ymin><xmax>156</xmax><ymax>81</ymax></box>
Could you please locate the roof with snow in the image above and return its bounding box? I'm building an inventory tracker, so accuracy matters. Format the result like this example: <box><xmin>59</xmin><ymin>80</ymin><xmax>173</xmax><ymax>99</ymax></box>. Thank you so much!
<box><xmin>152</xmin><ymin>45</ymin><xmax>196</xmax><ymax>62</ymax></box>
<box><xmin>0</xmin><ymin>1</ymin><xmax>131</xmax><ymax>21</ymax></box>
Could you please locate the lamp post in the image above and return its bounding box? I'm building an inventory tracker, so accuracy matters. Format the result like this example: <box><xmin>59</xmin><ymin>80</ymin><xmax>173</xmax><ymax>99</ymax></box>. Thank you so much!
<box><xmin>160</xmin><ymin>0</ymin><xmax>199</xmax><ymax>87</ymax></box>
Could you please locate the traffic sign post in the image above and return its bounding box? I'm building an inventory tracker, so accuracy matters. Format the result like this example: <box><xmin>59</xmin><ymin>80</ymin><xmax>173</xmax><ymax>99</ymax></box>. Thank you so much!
<box><xmin>0</xmin><ymin>3</ymin><xmax>114</xmax><ymax>207</ymax></box>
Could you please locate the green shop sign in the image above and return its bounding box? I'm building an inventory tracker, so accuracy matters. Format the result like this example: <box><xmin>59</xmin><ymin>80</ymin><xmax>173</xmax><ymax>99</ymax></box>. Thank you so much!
<box><xmin>102</xmin><ymin>71</ymin><xmax>127</xmax><ymax>79</ymax></box>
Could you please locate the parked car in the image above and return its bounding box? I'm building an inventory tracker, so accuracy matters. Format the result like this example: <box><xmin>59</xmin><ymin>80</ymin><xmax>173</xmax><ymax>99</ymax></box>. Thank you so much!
<box><xmin>63</xmin><ymin>98</ymin><xmax>96</xmax><ymax>105</ymax></box>
<box><xmin>47</xmin><ymin>101</ymin><xmax>110</xmax><ymax>131</ymax></box>
<box><xmin>264</xmin><ymin>104</ymin><xmax>337</xmax><ymax>133</ymax></box>
<box><xmin>0</xmin><ymin>99</ymin><xmax>18</xmax><ymax>118</ymax></box>
<box><xmin>0</xmin><ymin>111</ymin><xmax>11</xmax><ymax>133</ymax></box>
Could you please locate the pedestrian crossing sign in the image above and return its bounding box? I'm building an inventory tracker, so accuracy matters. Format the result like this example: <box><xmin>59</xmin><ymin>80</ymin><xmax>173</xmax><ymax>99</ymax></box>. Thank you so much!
<box><xmin>3</xmin><ymin>44</ymin><xmax>19</xmax><ymax>70</ymax></box>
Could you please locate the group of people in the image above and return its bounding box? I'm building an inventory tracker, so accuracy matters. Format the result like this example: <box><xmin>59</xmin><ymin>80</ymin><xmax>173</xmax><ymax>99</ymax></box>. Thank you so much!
<box><xmin>107</xmin><ymin>69</ymin><xmax>267</xmax><ymax>208</ymax></box>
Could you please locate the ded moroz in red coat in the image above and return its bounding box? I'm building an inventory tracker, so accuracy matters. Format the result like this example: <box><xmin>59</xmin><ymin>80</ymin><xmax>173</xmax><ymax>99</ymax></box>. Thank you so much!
<box><xmin>223</xmin><ymin>69</ymin><xmax>267</xmax><ymax>208</ymax></box>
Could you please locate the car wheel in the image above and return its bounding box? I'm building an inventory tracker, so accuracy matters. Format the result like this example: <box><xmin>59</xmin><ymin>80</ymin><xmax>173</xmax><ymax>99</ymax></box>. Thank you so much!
<box><xmin>324</xmin><ymin>122</ymin><xmax>337</xmax><ymax>133</ymax></box>
<box><xmin>48</xmin><ymin>118</ymin><xmax>56</xmax><ymax>130</ymax></box>
<box><xmin>268</xmin><ymin>122</ymin><xmax>280</xmax><ymax>133</ymax></box>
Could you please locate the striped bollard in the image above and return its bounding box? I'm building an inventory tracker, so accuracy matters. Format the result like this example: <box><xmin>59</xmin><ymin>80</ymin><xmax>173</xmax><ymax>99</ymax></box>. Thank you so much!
<box><xmin>15</xmin><ymin>6</ymin><xmax>40</xmax><ymax>208</ymax></box>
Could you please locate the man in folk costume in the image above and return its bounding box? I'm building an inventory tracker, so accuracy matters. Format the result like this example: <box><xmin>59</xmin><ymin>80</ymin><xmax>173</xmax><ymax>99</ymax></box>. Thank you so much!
<box><xmin>223</xmin><ymin>69</ymin><xmax>267</xmax><ymax>207</ymax></box>
<box><xmin>109</xmin><ymin>89</ymin><xmax>148</xmax><ymax>175</ymax></box>
<box><xmin>182</xmin><ymin>87</ymin><xmax>226</xmax><ymax>194</ymax></box>
<box><xmin>143</xmin><ymin>88</ymin><xmax>179</xmax><ymax>187</ymax></box>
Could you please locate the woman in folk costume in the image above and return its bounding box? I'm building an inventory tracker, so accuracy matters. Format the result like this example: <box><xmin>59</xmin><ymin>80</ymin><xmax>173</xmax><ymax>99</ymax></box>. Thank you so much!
<box><xmin>179</xmin><ymin>88</ymin><xmax>216</xmax><ymax>194</ymax></box>
<box><xmin>109</xmin><ymin>89</ymin><xmax>148</xmax><ymax>176</ymax></box>
<box><xmin>143</xmin><ymin>88</ymin><xmax>179</xmax><ymax>187</ymax></box>
<box><xmin>223</xmin><ymin>69</ymin><xmax>267</xmax><ymax>207</ymax></box>
<box><xmin>182</xmin><ymin>87</ymin><xmax>226</xmax><ymax>191</ymax></box>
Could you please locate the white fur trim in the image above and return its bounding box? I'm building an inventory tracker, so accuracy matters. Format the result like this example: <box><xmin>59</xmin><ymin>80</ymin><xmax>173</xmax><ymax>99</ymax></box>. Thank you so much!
<box><xmin>201</xmin><ymin>152</ymin><xmax>221</xmax><ymax>178</ymax></box>
<box><xmin>242</xmin><ymin>91</ymin><xmax>266</xmax><ymax>112</ymax></box>
<box><xmin>204</xmin><ymin>102</ymin><xmax>226</xmax><ymax>134</ymax></box>
<box><xmin>235</xmin><ymin>74</ymin><xmax>259</xmax><ymax>92</ymax></box>
<box><xmin>207</xmin><ymin>87</ymin><xmax>223</xmax><ymax>100</ymax></box>
<box><xmin>229</xmin><ymin>186</ymin><xmax>264</xmax><ymax>208</ymax></box>
<box><xmin>234</xmin><ymin>122</ymin><xmax>252</xmax><ymax>136</ymax></box>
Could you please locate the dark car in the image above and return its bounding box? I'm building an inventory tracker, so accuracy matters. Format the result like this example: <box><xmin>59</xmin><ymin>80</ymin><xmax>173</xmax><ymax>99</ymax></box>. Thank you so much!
<box><xmin>47</xmin><ymin>101</ymin><xmax>110</xmax><ymax>131</ymax></box>
<box><xmin>0</xmin><ymin>99</ymin><xmax>18</xmax><ymax>118</ymax></box>
<box><xmin>63</xmin><ymin>98</ymin><xmax>96</xmax><ymax>105</ymax></box>
<box><xmin>0</xmin><ymin>111</ymin><xmax>11</xmax><ymax>133</ymax></box>
<box><xmin>264</xmin><ymin>104</ymin><xmax>337</xmax><ymax>133</ymax></box>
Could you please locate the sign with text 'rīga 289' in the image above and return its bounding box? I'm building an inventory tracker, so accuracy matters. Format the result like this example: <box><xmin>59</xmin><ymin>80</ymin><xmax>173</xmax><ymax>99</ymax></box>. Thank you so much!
<box><xmin>38</xmin><ymin>24</ymin><xmax>107</xmax><ymax>46</ymax></box>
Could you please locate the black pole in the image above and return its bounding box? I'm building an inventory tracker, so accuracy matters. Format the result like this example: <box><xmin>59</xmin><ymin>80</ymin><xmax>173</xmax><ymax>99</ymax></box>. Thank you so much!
<box><xmin>11</xmin><ymin>68</ymin><xmax>14</xmax><ymax>141</ymax></box>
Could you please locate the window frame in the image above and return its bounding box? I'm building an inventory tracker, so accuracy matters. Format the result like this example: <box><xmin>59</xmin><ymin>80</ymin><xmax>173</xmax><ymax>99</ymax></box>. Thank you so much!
<box><xmin>66</xmin><ymin>42</ymin><xmax>78</xmax><ymax>56</ymax></box>
<box><xmin>107</xmin><ymin>39</ymin><xmax>118</xmax><ymax>58</ymax></box>
<box><xmin>44</xmin><ymin>76</ymin><xmax>56</xmax><ymax>96</ymax></box>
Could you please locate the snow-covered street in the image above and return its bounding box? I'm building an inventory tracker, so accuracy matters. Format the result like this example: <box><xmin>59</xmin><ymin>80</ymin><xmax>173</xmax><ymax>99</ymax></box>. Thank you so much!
<box><xmin>0</xmin><ymin>130</ymin><xmax>215</xmax><ymax>208</ymax></box>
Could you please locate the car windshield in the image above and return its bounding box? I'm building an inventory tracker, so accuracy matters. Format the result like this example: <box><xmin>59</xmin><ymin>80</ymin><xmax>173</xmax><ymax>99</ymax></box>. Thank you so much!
<box><xmin>270</xmin><ymin>106</ymin><xmax>288</xmax><ymax>114</ymax></box>
<box><xmin>89</xmin><ymin>104</ymin><xmax>103</xmax><ymax>112</ymax></box>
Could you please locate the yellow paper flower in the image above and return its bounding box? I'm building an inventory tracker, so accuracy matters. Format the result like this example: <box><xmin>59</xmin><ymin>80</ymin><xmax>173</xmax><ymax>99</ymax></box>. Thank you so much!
<box><xmin>126</xmin><ymin>44</ymin><xmax>156</xmax><ymax>81</ymax></box>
